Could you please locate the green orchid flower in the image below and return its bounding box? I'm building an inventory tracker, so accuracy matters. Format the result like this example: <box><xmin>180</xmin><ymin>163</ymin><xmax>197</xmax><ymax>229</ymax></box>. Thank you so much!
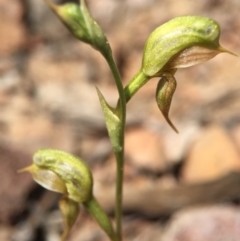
<box><xmin>124</xmin><ymin>16</ymin><xmax>237</xmax><ymax>132</ymax></box>
<box><xmin>19</xmin><ymin>149</ymin><xmax>116</xmax><ymax>241</ymax></box>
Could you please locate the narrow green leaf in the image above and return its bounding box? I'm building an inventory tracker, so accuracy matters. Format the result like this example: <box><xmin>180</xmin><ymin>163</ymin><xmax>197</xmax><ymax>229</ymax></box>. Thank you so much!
<box><xmin>96</xmin><ymin>88</ymin><xmax>122</xmax><ymax>153</ymax></box>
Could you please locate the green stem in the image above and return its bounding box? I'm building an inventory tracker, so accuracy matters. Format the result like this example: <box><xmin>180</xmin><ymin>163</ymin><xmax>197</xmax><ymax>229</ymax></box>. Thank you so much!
<box><xmin>102</xmin><ymin>52</ymin><xmax>150</xmax><ymax>241</ymax></box>
<box><xmin>104</xmin><ymin>52</ymin><xmax>126</xmax><ymax>121</ymax></box>
<box><xmin>114</xmin><ymin>149</ymin><xmax>124</xmax><ymax>241</ymax></box>
<box><xmin>103</xmin><ymin>51</ymin><xmax>126</xmax><ymax>241</ymax></box>
<box><xmin>84</xmin><ymin>196</ymin><xmax>117</xmax><ymax>241</ymax></box>
<box><xmin>124</xmin><ymin>69</ymin><xmax>150</xmax><ymax>103</ymax></box>
<box><xmin>102</xmin><ymin>50</ymin><xmax>149</xmax><ymax>241</ymax></box>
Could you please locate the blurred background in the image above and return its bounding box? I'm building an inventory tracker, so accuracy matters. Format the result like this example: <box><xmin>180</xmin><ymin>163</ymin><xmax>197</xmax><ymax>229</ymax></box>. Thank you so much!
<box><xmin>1</xmin><ymin>0</ymin><xmax>240</xmax><ymax>240</ymax></box>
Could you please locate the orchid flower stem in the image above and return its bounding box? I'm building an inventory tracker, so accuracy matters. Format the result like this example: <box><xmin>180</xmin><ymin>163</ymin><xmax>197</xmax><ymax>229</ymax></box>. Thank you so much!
<box><xmin>84</xmin><ymin>196</ymin><xmax>117</xmax><ymax>241</ymax></box>
<box><xmin>103</xmin><ymin>52</ymin><xmax>126</xmax><ymax>241</ymax></box>
<box><xmin>123</xmin><ymin>70</ymin><xmax>150</xmax><ymax>103</ymax></box>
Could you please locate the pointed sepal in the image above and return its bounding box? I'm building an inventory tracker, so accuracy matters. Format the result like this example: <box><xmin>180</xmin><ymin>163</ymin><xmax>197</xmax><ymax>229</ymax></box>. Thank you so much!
<box><xmin>59</xmin><ymin>196</ymin><xmax>80</xmax><ymax>241</ymax></box>
<box><xmin>156</xmin><ymin>73</ymin><xmax>178</xmax><ymax>133</ymax></box>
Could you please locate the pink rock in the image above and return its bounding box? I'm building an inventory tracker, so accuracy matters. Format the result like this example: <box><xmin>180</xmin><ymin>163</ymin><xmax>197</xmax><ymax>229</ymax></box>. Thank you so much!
<box><xmin>161</xmin><ymin>206</ymin><xmax>240</xmax><ymax>241</ymax></box>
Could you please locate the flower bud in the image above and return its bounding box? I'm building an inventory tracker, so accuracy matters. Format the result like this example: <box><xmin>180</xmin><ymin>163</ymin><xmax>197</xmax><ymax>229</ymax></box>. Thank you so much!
<box><xmin>43</xmin><ymin>0</ymin><xmax>110</xmax><ymax>56</ymax></box>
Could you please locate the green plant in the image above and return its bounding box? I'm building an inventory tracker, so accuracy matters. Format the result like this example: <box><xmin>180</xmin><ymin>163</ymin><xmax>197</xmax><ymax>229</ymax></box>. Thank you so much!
<box><xmin>19</xmin><ymin>1</ymin><xmax>236</xmax><ymax>241</ymax></box>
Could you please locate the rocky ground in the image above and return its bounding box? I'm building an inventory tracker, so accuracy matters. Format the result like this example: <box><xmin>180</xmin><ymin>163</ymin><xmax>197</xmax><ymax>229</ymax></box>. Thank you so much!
<box><xmin>1</xmin><ymin>0</ymin><xmax>240</xmax><ymax>241</ymax></box>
